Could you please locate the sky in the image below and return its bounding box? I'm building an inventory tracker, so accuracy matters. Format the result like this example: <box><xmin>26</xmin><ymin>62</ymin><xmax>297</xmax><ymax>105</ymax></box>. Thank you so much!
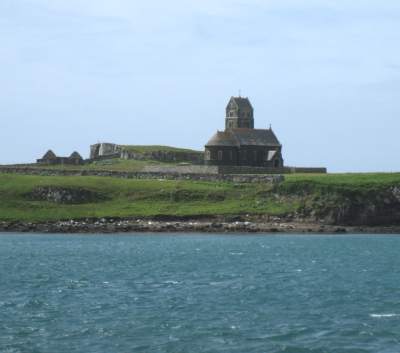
<box><xmin>1</xmin><ymin>0</ymin><xmax>400</xmax><ymax>172</ymax></box>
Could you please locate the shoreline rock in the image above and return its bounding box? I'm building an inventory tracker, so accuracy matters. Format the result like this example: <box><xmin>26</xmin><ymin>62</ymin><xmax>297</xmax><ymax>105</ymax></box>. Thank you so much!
<box><xmin>1</xmin><ymin>218</ymin><xmax>400</xmax><ymax>234</ymax></box>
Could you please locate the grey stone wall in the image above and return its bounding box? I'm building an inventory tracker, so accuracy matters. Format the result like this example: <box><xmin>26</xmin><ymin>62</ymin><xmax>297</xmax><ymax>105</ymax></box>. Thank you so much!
<box><xmin>120</xmin><ymin>150</ymin><xmax>204</xmax><ymax>164</ymax></box>
<box><xmin>89</xmin><ymin>143</ymin><xmax>204</xmax><ymax>164</ymax></box>
<box><xmin>218</xmin><ymin>166</ymin><xmax>327</xmax><ymax>174</ymax></box>
<box><xmin>0</xmin><ymin>167</ymin><xmax>284</xmax><ymax>184</ymax></box>
<box><xmin>141</xmin><ymin>165</ymin><xmax>325</xmax><ymax>175</ymax></box>
<box><xmin>142</xmin><ymin>165</ymin><xmax>219</xmax><ymax>174</ymax></box>
<box><xmin>286</xmin><ymin>167</ymin><xmax>327</xmax><ymax>174</ymax></box>
<box><xmin>90</xmin><ymin>143</ymin><xmax>121</xmax><ymax>159</ymax></box>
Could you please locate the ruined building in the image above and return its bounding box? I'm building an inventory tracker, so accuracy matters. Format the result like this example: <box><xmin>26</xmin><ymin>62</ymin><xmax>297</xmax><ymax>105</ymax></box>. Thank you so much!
<box><xmin>205</xmin><ymin>97</ymin><xmax>284</xmax><ymax>167</ymax></box>
<box><xmin>37</xmin><ymin>150</ymin><xmax>83</xmax><ymax>165</ymax></box>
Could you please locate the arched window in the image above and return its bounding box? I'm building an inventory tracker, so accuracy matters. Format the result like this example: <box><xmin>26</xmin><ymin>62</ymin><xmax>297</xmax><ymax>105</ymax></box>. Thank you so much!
<box><xmin>205</xmin><ymin>150</ymin><xmax>211</xmax><ymax>160</ymax></box>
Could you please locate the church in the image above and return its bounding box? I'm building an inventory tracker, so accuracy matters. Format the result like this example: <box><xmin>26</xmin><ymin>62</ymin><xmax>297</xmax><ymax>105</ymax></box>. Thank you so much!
<box><xmin>205</xmin><ymin>97</ymin><xmax>284</xmax><ymax>168</ymax></box>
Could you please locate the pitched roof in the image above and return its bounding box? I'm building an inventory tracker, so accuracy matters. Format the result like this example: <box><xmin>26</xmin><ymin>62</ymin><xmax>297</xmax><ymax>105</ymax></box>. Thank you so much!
<box><xmin>42</xmin><ymin>150</ymin><xmax>57</xmax><ymax>159</ymax></box>
<box><xmin>205</xmin><ymin>131</ymin><xmax>238</xmax><ymax>147</ymax></box>
<box><xmin>206</xmin><ymin>128</ymin><xmax>281</xmax><ymax>148</ymax></box>
<box><xmin>69</xmin><ymin>151</ymin><xmax>83</xmax><ymax>159</ymax></box>
<box><xmin>228</xmin><ymin>97</ymin><xmax>253</xmax><ymax>110</ymax></box>
<box><xmin>230</xmin><ymin>128</ymin><xmax>281</xmax><ymax>146</ymax></box>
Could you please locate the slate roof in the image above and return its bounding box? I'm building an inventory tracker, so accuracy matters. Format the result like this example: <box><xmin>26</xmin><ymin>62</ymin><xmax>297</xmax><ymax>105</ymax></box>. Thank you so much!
<box><xmin>229</xmin><ymin>97</ymin><xmax>253</xmax><ymax>110</ymax></box>
<box><xmin>42</xmin><ymin>150</ymin><xmax>57</xmax><ymax>159</ymax></box>
<box><xmin>206</xmin><ymin>131</ymin><xmax>238</xmax><ymax>147</ymax></box>
<box><xmin>69</xmin><ymin>151</ymin><xmax>83</xmax><ymax>159</ymax></box>
<box><xmin>206</xmin><ymin>128</ymin><xmax>281</xmax><ymax>148</ymax></box>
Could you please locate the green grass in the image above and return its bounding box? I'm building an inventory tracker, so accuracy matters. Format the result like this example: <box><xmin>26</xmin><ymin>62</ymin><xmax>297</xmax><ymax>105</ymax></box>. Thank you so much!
<box><xmin>0</xmin><ymin>173</ymin><xmax>287</xmax><ymax>222</ymax></box>
<box><xmin>285</xmin><ymin>172</ymin><xmax>400</xmax><ymax>186</ymax></box>
<box><xmin>28</xmin><ymin>159</ymin><xmax>176</xmax><ymax>172</ymax></box>
<box><xmin>1</xmin><ymin>172</ymin><xmax>399</xmax><ymax>223</ymax></box>
<box><xmin>120</xmin><ymin>145</ymin><xmax>202</xmax><ymax>154</ymax></box>
<box><xmin>282</xmin><ymin>173</ymin><xmax>400</xmax><ymax>195</ymax></box>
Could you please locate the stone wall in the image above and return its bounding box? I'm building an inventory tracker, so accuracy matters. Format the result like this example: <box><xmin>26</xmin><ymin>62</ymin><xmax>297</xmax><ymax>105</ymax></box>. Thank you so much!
<box><xmin>285</xmin><ymin>167</ymin><xmax>327</xmax><ymax>174</ymax></box>
<box><xmin>142</xmin><ymin>165</ymin><xmax>219</xmax><ymax>174</ymax></box>
<box><xmin>120</xmin><ymin>149</ymin><xmax>204</xmax><ymax>164</ymax></box>
<box><xmin>144</xmin><ymin>165</ymin><xmax>326</xmax><ymax>175</ymax></box>
<box><xmin>0</xmin><ymin>167</ymin><xmax>284</xmax><ymax>184</ymax></box>
<box><xmin>89</xmin><ymin>143</ymin><xmax>204</xmax><ymax>164</ymax></box>
<box><xmin>217</xmin><ymin>166</ymin><xmax>287</xmax><ymax>174</ymax></box>
<box><xmin>90</xmin><ymin>143</ymin><xmax>121</xmax><ymax>159</ymax></box>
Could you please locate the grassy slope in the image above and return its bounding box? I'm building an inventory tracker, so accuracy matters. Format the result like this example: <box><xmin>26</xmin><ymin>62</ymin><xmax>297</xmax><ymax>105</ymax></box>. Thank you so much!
<box><xmin>120</xmin><ymin>145</ymin><xmax>202</xmax><ymax>154</ymax></box>
<box><xmin>283</xmin><ymin>173</ymin><xmax>400</xmax><ymax>195</ymax></box>
<box><xmin>285</xmin><ymin>173</ymin><xmax>400</xmax><ymax>186</ymax></box>
<box><xmin>1</xmin><ymin>172</ymin><xmax>399</xmax><ymax>222</ymax></box>
<box><xmin>0</xmin><ymin>173</ymin><xmax>289</xmax><ymax>222</ymax></box>
<box><xmin>27</xmin><ymin>159</ymin><xmax>176</xmax><ymax>172</ymax></box>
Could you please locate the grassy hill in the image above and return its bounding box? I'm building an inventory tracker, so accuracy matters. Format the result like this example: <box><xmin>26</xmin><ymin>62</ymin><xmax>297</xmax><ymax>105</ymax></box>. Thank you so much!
<box><xmin>25</xmin><ymin>158</ymin><xmax>179</xmax><ymax>172</ymax></box>
<box><xmin>120</xmin><ymin>145</ymin><xmax>202</xmax><ymax>154</ymax></box>
<box><xmin>1</xmin><ymin>172</ymin><xmax>400</xmax><ymax>224</ymax></box>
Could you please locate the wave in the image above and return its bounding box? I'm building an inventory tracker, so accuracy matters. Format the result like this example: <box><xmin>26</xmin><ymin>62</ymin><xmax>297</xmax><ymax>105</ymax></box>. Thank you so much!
<box><xmin>370</xmin><ymin>313</ymin><xmax>400</xmax><ymax>318</ymax></box>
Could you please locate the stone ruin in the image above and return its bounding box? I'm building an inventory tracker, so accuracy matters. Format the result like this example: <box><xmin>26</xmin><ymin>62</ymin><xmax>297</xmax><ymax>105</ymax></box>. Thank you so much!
<box><xmin>90</xmin><ymin>143</ymin><xmax>204</xmax><ymax>164</ymax></box>
<box><xmin>37</xmin><ymin>150</ymin><xmax>83</xmax><ymax>165</ymax></box>
<box><xmin>90</xmin><ymin>143</ymin><xmax>121</xmax><ymax>160</ymax></box>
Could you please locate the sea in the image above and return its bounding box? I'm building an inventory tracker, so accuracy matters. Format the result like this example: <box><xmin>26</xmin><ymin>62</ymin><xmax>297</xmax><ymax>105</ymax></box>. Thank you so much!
<box><xmin>1</xmin><ymin>233</ymin><xmax>400</xmax><ymax>353</ymax></box>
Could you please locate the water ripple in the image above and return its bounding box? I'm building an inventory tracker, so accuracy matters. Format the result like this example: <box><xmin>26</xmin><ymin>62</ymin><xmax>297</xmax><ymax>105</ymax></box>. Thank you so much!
<box><xmin>1</xmin><ymin>233</ymin><xmax>400</xmax><ymax>353</ymax></box>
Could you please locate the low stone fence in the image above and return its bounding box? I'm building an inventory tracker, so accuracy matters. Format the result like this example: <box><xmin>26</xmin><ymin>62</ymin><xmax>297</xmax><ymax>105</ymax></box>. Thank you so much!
<box><xmin>217</xmin><ymin>166</ymin><xmax>327</xmax><ymax>174</ymax></box>
<box><xmin>144</xmin><ymin>165</ymin><xmax>327</xmax><ymax>175</ymax></box>
<box><xmin>285</xmin><ymin>167</ymin><xmax>327</xmax><ymax>174</ymax></box>
<box><xmin>0</xmin><ymin>167</ymin><xmax>284</xmax><ymax>184</ymax></box>
<box><xmin>143</xmin><ymin>165</ymin><xmax>219</xmax><ymax>174</ymax></box>
<box><xmin>120</xmin><ymin>150</ymin><xmax>204</xmax><ymax>164</ymax></box>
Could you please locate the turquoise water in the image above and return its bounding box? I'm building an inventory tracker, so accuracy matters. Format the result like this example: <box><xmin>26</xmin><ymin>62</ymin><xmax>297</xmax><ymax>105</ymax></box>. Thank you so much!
<box><xmin>1</xmin><ymin>234</ymin><xmax>400</xmax><ymax>353</ymax></box>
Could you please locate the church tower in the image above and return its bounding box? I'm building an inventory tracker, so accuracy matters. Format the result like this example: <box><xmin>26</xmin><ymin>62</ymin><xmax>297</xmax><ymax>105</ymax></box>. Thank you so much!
<box><xmin>225</xmin><ymin>96</ymin><xmax>254</xmax><ymax>130</ymax></box>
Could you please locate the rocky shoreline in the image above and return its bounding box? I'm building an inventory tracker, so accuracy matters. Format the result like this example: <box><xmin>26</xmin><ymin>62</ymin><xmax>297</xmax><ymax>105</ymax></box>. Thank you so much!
<box><xmin>1</xmin><ymin>217</ymin><xmax>400</xmax><ymax>234</ymax></box>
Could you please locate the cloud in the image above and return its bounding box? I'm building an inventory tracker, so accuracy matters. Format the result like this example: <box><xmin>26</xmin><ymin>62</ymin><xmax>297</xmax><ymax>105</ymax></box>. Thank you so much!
<box><xmin>1</xmin><ymin>0</ymin><xmax>400</xmax><ymax>170</ymax></box>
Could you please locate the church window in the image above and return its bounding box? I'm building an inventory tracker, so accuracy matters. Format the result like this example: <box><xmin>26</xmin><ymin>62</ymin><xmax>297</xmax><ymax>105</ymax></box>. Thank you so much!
<box><xmin>274</xmin><ymin>159</ymin><xmax>280</xmax><ymax>168</ymax></box>
<box><xmin>253</xmin><ymin>151</ymin><xmax>257</xmax><ymax>161</ymax></box>
<box><xmin>218</xmin><ymin>150</ymin><xmax>223</xmax><ymax>161</ymax></box>
<box><xmin>205</xmin><ymin>150</ymin><xmax>211</xmax><ymax>160</ymax></box>
<box><xmin>229</xmin><ymin>150</ymin><xmax>233</xmax><ymax>161</ymax></box>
